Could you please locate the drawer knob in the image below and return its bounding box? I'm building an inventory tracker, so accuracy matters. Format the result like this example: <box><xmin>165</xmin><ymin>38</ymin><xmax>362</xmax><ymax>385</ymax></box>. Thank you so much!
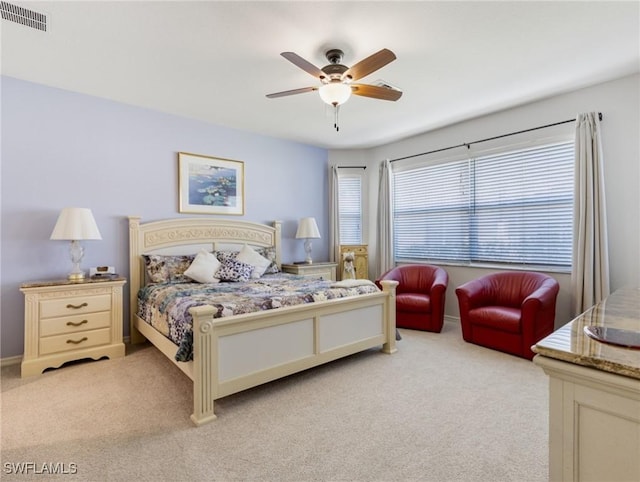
<box><xmin>66</xmin><ymin>337</ymin><xmax>88</xmax><ymax>345</ymax></box>
<box><xmin>66</xmin><ymin>319</ymin><xmax>88</xmax><ymax>327</ymax></box>
<box><xmin>66</xmin><ymin>302</ymin><xmax>88</xmax><ymax>310</ymax></box>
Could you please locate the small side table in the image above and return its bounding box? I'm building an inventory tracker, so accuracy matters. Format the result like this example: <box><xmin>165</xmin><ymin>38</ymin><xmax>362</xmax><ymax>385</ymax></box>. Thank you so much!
<box><xmin>20</xmin><ymin>277</ymin><xmax>126</xmax><ymax>377</ymax></box>
<box><xmin>339</xmin><ymin>244</ymin><xmax>368</xmax><ymax>280</ymax></box>
<box><xmin>281</xmin><ymin>262</ymin><xmax>338</xmax><ymax>281</ymax></box>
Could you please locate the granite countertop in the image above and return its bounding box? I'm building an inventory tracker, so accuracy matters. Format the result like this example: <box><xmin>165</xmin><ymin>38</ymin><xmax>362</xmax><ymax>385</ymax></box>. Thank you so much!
<box><xmin>533</xmin><ymin>286</ymin><xmax>640</xmax><ymax>380</ymax></box>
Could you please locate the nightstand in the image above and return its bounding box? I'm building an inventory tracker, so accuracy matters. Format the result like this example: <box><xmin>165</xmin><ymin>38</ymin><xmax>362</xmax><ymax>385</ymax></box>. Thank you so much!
<box><xmin>20</xmin><ymin>277</ymin><xmax>126</xmax><ymax>377</ymax></box>
<box><xmin>281</xmin><ymin>262</ymin><xmax>338</xmax><ymax>281</ymax></box>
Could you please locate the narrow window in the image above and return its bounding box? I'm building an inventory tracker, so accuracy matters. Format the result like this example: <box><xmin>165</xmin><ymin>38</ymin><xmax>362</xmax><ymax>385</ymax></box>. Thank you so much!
<box><xmin>338</xmin><ymin>175</ymin><xmax>362</xmax><ymax>244</ymax></box>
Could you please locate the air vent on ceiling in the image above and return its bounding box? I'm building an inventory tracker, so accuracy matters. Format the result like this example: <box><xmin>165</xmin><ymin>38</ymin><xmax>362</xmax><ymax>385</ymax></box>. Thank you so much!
<box><xmin>1</xmin><ymin>1</ymin><xmax>47</xmax><ymax>31</ymax></box>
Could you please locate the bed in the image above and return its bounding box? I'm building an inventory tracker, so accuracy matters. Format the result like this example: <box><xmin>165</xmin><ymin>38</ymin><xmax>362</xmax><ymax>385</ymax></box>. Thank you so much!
<box><xmin>128</xmin><ymin>216</ymin><xmax>398</xmax><ymax>425</ymax></box>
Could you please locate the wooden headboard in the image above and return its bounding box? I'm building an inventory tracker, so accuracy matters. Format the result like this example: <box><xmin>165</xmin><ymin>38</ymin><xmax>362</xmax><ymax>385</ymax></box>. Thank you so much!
<box><xmin>128</xmin><ymin>216</ymin><xmax>282</xmax><ymax>341</ymax></box>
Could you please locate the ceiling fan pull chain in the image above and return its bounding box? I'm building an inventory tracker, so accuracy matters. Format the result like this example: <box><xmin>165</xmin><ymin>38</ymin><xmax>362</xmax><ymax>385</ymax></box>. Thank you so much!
<box><xmin>334</xmin><ymin>105</ymin><xmax>340</xmax><ymax>132</ymax></box>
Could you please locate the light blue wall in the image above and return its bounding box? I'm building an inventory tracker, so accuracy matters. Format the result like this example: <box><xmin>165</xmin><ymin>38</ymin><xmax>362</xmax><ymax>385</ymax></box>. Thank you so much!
<box><xmin>1</xmin><ymin>76</ymin><xmax>328</xmax><ymax>358</ymax></box>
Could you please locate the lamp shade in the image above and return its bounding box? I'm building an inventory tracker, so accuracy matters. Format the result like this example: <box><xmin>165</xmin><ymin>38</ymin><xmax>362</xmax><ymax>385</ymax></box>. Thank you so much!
<box><xmin>296</xmin><ymin>217</ymin><xmax>321</xmax><ymax>239</ymax></box>
<box><xmin>319</xmin><ymin>83</ymin><xmax>352</xmax><ymax>106</ymax></box>
<box><xmin>50</xmin><ymin>208</ymin><xmax>102</xmax><ymax>240</ymax></box>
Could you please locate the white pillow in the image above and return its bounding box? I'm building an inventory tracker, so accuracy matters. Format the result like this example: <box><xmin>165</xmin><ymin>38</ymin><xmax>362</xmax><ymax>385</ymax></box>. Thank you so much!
<box><xmin>184</xmin><ymin>249</ymin><xmax>221</xmax><ymax>284</ymax></box>
<box><xmin>235</xmin><ymin>244</ymin><xmax>272</xmax><ymax>279</ymax></box>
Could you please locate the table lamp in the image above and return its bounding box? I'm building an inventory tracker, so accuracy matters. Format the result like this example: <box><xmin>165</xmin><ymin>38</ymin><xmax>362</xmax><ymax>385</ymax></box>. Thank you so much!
<box><xmin>296</xmin><ymin>217</ymin><xmax>321</xmax><ymax>264</ymax></box>
<box><xmin>50</xmin><ymin>207</ymin><xmax>102</xmax><ymax>281</ymax></box>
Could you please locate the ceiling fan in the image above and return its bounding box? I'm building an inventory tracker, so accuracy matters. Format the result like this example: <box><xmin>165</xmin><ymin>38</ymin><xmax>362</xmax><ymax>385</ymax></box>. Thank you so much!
<box><xmin>266</xmin><ymin>48</ymin><xmax>402</xmax><ymax>131</ymax></box>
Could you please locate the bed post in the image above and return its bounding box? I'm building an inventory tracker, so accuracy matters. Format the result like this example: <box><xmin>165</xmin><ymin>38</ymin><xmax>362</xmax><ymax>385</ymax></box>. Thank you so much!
<box><xmin>272</xmin><ymin>220</ymin><xmax>282</xmax><ymax>268</ymax></box>
<box><xmin>128</xmin><ymin>216</ymin><xmax>146</xmax><ymax>345</ymax></box>
<box><xmin>189</xmin><ymin>305</ymin><xmax>218</xmax><ymax>426</ymax></box>
<box><xmin>380</xmin><ymin>280</ymin><xmax>399</xmax><ymax>354</ymax></box>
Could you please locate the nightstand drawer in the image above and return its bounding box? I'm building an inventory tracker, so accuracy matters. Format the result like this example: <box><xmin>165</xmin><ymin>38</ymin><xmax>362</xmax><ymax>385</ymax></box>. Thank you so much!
<box><xmin>39</xmin><ymin>328</ymin><xmax>111</xmax><ymax>356</ymax></box>
<box><xmin>281</xmin><ymin>263</ymin><xmax>338</xmax><ymax>281</ymax></box>
<box><xmin>40</xmin><ymin>294</ymin><xmax>111</xmax><ymax>318</ymax></box>
<box><xmin>299</xmin><ymin>269</ymin><xmax>333</xmax><ymax>280</ymax></box>
<box><xmin>40</xmin><ymin>311</ymin><xmax>111</xmax><ymax>337</ymax></box>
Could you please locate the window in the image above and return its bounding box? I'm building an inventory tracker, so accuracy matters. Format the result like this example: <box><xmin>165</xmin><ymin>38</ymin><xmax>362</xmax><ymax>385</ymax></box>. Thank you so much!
<box><xmin>338</xmin><ymin>175</ymin><xmax>362</xmax><ymax>244</ymax></box>
<box><xmin>393</xmin><ymin>141</ymin><xmax>574</xmax><ymax>269</ymax></box>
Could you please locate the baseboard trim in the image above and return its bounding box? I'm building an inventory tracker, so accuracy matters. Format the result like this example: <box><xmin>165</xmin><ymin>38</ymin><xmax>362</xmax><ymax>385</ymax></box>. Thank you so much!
<box><xmin>1</xmin><ymin>355</ymin><xmax>22</xmax><ymax>368</ymax></box>
<box><xmin>444</xmin><ymin>315</ymin><xmax>460</xmax><ymax>324</ymax></box>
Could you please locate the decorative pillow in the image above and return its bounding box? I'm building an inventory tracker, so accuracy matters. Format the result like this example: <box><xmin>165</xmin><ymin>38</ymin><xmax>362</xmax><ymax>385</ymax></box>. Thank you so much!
<box><xmin>184</xmin><ymin>249</ymin><xmax>221</xmax><ymax>284</ymax></box>
<box><xmin>215</xmin><ymin>258</ymin><xmax>253</xmax><ymax>282</ymax></box>
<box><xmin>256</xmin><ymin>247</ymin><xmax>280</xmax><ymax>274</ymax></box>
<box><xmin>236</xmin><ymin>244</ymin><xmax>272</xmax><ymax>279</ymax></box>
<box><xmin>215</xmin><ymin>251</ymin><xmax>238</xmax><ymax>264</ymax></box>
<box><xmin>215</xmin><ymin>248</ymin><xmax>279</xmax><ymax>274</ymax></box>
<box><xmin>143</xmin><ymin>254</ymin><xmax>195</xmax><ymax>283</ymax></box>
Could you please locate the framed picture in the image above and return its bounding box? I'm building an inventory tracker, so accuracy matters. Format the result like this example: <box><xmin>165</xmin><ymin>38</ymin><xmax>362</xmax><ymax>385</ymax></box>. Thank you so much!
<box><xmin>178</xmin><ymin>152</ymin><xmax>245</xmax><ymax>215</ymax></box>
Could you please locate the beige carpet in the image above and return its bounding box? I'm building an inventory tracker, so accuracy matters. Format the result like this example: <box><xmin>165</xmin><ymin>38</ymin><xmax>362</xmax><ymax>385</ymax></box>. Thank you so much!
<box><xmin>1</xmin><ymin>321</ymin><xmax>548</xmax><ymax>481</ymax></box>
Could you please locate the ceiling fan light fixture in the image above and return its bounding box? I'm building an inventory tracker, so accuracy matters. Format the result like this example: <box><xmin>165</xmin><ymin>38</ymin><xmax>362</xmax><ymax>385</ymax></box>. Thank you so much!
<box><xmin>267</xmin><ymin>48</ymin><xmax>400</xmax><ymax>132</ymax></box>
<box><xmin>319</xmin><ymin>83</ymin><xmax>352</xmax><ymax>106</ymax></box>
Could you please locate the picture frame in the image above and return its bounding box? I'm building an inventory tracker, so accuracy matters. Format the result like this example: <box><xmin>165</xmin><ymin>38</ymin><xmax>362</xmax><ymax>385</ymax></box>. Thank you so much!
<box><xmin>178</xmin><ymin>152</ymin><xmax>245</xmax><ymax>215</ymax></box>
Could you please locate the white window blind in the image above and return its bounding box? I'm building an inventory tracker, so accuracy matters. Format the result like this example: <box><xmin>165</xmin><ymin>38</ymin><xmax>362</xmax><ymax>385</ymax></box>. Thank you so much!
<box><xmin>393</xmin><ymin>141</ymin><xmax>574</xmax><ymax>268</ymax></box>
<box><xmin>338</xmin><ymin>176</ymin><xmax>362</xmax><ymax>244</ymax></box>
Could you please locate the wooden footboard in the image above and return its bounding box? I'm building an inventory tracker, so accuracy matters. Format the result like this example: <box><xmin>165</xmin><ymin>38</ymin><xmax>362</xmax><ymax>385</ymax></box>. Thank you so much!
<box><xmin>189</xmin><ymin>279</ymin><xmax>397</xmax><ymax>425</ymax></box>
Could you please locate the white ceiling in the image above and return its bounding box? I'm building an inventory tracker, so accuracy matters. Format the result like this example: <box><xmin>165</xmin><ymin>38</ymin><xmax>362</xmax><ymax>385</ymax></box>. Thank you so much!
<box><xmin>2</xmin><ymin>1</ymin><xmax>639</xmax><ymax>149</ymax></box>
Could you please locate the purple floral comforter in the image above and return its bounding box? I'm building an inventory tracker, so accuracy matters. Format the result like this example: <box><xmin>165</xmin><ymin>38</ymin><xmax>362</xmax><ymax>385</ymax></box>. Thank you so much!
<box><xmin>137</xmin><ymin>273</ymin><xmax>379</xmax><ymax>361</ymax></box>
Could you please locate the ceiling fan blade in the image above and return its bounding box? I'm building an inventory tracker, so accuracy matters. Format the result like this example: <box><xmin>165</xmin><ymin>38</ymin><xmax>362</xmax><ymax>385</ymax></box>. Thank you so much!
<box><xmin>343</xmin><ymin>48</ymin><xmax>397</xmax><ymax>81</ymax></box>
<box><xmin>266</xmin><ymin>87</ymin><xmax>318</xmax><ymax>99</ymax></box>
<box><xmin>351</xmin><ymin>84</ymin><xmax>403</xmax><ymax>101</ymax></box>
<box><xmin>281</xmin><ymin>52</ymin><xmax>325</xmax><ymax>79</ymax></box>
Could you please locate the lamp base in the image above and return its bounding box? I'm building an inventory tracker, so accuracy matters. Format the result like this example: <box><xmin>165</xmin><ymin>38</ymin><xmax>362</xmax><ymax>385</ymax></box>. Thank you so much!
<box><xmin>303</xmin><ymin>239</ymin><xmax>313</xmax><ymax>264</ymax></box>
<box><xmin>68</xmin><ymin>240</ymin><xmax>85</xmax><ymax>281</ymax></box>
<box><xmin>68</xmin><ymin>272</ymin><xmax>85</xmax><ymax>281</ymax></box>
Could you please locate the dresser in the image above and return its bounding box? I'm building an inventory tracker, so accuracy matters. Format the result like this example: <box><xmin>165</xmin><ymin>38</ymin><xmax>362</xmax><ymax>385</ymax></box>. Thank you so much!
<box><xmin>281</xmin><ymin>262</ymin><xmax>337</xmax><ymax>281</ymax></box>
<box><xmin>20</xmin><ymin>277</ymin><xmax>126</xmax><ymax>377</ymax></box>
<box><xmin>339</xmin><ymin>244</ymin><xmax>368</xmax><ymax>280</ymax></box>
<box><xmin>532</xmin><ymin>287</ymin><xmax>640</xmax><ymax>482</ymax></box>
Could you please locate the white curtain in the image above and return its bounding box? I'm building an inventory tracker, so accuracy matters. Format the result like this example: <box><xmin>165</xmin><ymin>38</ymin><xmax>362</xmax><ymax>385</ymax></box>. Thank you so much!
<box><xmin>328</xmin><ymin>165</ymin><xmax>341</xmax><ymax>264</ymax></box>
<box><xmin>571</xmin><ymin>112</ymin><xmax>610</xmax><ymax>315</ymax></box>
<box><xmin>376</xmin><ymin>159</ymin><xmax>394</xmax><ymax>277</ymax></box>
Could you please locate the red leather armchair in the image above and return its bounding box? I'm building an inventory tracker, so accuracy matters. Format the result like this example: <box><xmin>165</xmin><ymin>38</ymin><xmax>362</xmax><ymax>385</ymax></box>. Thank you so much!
<box><xmin>455</xmin><ymin>271</ymin><xmax>559</xmax><ymax>360</ymax></box>
<box><xmin>376</xmin><ymin>264</ymin><xmax>448</xmax><ymax>333</ymax></box>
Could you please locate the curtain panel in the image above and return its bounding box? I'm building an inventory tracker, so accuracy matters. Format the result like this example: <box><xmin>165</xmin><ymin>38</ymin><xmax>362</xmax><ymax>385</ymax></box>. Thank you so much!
<box><xmin>571</xmin><ymin>112</ymin><xmax>610</xmax><ymax>315</ymax></box>
<box><xmin>329</xmin><ymin>165</ymin><xmax>341</xmax><ymax>264</ymax></box>
<box><xmin>376</xmin><ymin>159</ymin><xmax>394</xmax><ymax>277</ymax></box>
